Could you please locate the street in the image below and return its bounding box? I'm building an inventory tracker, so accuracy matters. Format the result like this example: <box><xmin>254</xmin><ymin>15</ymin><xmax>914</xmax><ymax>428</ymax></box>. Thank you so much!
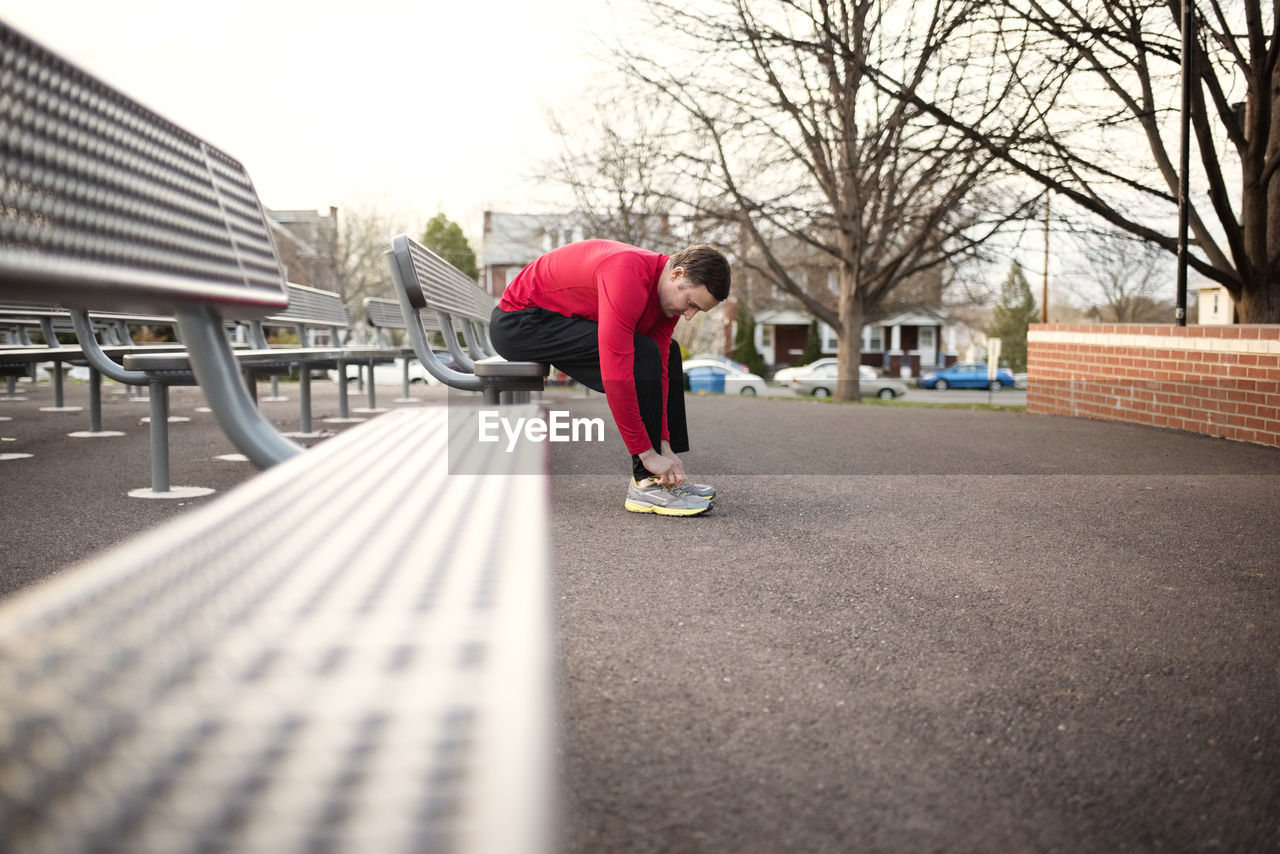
<box><xmin>759</xmin><ymin>382</ymin><xmax>1028</xmax><ymax>405</ymax></box>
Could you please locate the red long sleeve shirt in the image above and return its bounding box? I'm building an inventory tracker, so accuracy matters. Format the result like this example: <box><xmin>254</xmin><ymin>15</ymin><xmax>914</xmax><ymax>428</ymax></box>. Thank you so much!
<box><xmin>498</xmin><ymin>240</ymin><xmax>675</xmax><ymax>454</ymax></box>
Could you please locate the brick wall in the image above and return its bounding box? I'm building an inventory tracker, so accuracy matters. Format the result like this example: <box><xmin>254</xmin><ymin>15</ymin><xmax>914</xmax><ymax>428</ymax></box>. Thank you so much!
<box><xmin>1027</xmin><ymin>324</ymin><xmax>1280</xmax><ymax>448</ymax></box>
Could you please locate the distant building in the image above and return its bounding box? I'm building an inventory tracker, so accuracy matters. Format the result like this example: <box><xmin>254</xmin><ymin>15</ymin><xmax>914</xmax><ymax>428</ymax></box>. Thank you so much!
<box><xmin>266</xmin><ymin>207</ymin><xmax>340</xmax><ymax>294</ymax></box>
<box><xmin>756</xmin><ymin>307</ymin><xmax>961</xmax><ymax>377</ymax></box>
<box><xmin>743</xmin><ymin>236</ymin><xmax>962</xmax><ymax>376</ymax></box>
<box><xmin>1195</xmin><ymin>283</ymin><xmax>1235</xmax><ymax>325</ymax></box>
<box><xmin>479</xmin><ymin>210</ymin><xmax>677</xmax><ymax>298</ymax></box>
<box><xmin>479</xmin><ymin>211</ymin><xmax>587</xmax><ymax>298</ymax></box>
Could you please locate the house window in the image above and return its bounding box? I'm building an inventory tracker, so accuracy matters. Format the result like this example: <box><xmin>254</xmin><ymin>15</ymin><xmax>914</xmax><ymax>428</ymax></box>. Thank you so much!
<box><xmin>761</xmin><ymin>326</ymin><xmax>773</xmax><ymax>346</ymax></box>
<box><xmin>863</xmin><ymin>326</ymin><xmax>883</xmax><ymax>351</ymax></box>
<box><xmin>822</xmin><ymin>324</ymin><xmax>838</xmax><ymax>352</ymax></box>
<box><xmin>1213</xmin><ymin>292</ymin><xmax>1220</xmax><ymax>315</ymax></box>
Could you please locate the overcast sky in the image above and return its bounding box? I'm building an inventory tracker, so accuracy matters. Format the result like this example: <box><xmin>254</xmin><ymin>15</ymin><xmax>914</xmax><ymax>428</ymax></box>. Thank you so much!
<box><xmin>0</xmin><ymin>0</ymin><xmax>619</xmax><ymax>241</ymax></box>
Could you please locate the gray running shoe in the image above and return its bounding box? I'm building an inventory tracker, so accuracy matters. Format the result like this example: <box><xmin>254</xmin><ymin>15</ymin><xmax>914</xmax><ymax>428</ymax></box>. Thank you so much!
<box><xmin>625</xmin><ymin>477</ymin><xmax>711</xmax><ymax>516</ymax></box>
<box><xmin>678</xmin><ymin>481</ymin><xmax>716</xmax><ymax>501</ymax></box>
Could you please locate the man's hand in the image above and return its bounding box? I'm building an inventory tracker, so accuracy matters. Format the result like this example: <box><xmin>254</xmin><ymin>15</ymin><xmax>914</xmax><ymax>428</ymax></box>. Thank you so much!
<box><xmin>638</xmin><ymin>446</ymin><xmax>686</xmax><ymax>486</ymax></box>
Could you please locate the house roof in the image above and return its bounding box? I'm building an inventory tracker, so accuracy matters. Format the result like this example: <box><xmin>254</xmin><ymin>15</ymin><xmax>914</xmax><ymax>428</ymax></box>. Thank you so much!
<box><xmin>756</xmin><ymin>309</ymin><xmax>813</xmax><ymax>326</ymax></box>
<box><xmin>481</xmin><ymin>211</ymin><xmax>584</xmax><ymax>267</ymax></box>
<box><xmin>878</xmin><ymin>307</ymin><xmax>956</xmax><ymax>327</ymax></box>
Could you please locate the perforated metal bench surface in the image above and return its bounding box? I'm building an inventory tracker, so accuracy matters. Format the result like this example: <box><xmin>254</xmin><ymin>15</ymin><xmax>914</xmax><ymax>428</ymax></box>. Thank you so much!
<box><xmin>0</xmin><ymin>406</ymin><xmax>554</xmax><ymax>854</ymax></box>
<box><xmin>0</xmin><ymin>23</ymin><xmax>289</xmax><ymax>319</ymax></box>
<box><xmin>364</xmin><ymin>297</ymin><xmax>442</xmax><ymax>335</ymax></box>
<box><xmin>266</xmin><ymin>284</ymin><xmax>352</xmax><ymax>331</ymax></box>
<box><xmin>389</xmin><ymin>240</ymin><xmax>496</xmax><ymax>324</ymax></box>
<box><xmin>0</xmin><ymin>20</ymin><xmax>303</xmax><ymax>473</ymax></box>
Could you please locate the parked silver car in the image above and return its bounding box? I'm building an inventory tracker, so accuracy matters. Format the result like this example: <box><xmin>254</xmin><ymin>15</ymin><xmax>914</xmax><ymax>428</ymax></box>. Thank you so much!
<box><xmin>790</xmin><ymin>363</ymin><xmax>909</xmax><ymax>399</ymax></box>
<box><xmin>772</xmin><ymin>357</ymin><xmax>837</xmax><ymax>385</ymax></box>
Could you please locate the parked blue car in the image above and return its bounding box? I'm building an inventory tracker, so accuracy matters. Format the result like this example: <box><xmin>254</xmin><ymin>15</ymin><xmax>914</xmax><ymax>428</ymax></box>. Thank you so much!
<box><xmin>916</xmin><ymin>362</ymin><xmax>1017</xmax><ymax>390</ymax></box>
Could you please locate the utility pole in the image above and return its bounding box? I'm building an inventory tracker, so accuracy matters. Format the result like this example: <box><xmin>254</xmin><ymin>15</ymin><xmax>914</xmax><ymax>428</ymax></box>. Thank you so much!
<box><xmin>1041</xmin><ymin>194</ymin><xmax>1050</xmax><ymax>323</ymax></box>
<box><xmin>1176</xmin><ymin>0</ymin><xmax>1194</xmax><ymax>327</ymax></box>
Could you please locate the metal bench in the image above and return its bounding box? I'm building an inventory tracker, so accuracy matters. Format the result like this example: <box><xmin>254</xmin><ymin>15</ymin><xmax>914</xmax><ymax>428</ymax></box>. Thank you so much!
<box><xmin>386</xmin><ymin>235</ymin><xmax>548</xmax><ymax>404</ymax></box>
<box><xmin>257</xmin><ymin>284</ymin><xmax>398</xmax><ymax>422</ymax></box>
<box><xmin>236</xmin><ymin>282</ymin><xmax>399</xmax><ymax>429</ymax></box>
<box><xmin>0</xmin><ymin>23</ymin><xmax>301</xmax><ymax>482</ymax></box>
<box><xmin>0</xmin><ymin>19</ymin><xmax>553</xmax><ymax>852</ymax></box>
<box><xmin>363</xmin><ymin>295</ymin><xmax>443</xmax><ymax>401</ymax></box>
<box><xmin>0</xmin><ymin>306</ymin><xmax>189</xmax><ymax>430</ymax></box>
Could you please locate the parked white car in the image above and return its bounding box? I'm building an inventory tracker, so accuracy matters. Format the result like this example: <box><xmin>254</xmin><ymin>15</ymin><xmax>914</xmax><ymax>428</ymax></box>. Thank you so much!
<box><xmin>330</xmin><ymin>357</ymin><xmax>440</xmax><ymax>386</ymax></box>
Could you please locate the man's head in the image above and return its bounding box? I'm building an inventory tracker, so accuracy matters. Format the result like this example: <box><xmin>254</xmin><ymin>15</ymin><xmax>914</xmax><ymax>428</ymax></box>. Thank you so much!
<box><xmin>659</xmin><ymin>244</ymin><xmax>731</xmax><ymax>320</ymax></box>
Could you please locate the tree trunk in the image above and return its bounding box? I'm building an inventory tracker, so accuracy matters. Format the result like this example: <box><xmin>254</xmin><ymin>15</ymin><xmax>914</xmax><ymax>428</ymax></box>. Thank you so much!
<box><xmin>1241</xmin><ymin>41</ymin><xmax>1280</xmax><ymax>324</ymax></box>
<box><xmin>834</xmin><ymin>264</ymin><xmax>864</xmax><ymax>402</ymax></box>
<box><xmin>1237</xmin><ymin>286</ymin><xmax>1280</xmax><ymax>323</ymax></box>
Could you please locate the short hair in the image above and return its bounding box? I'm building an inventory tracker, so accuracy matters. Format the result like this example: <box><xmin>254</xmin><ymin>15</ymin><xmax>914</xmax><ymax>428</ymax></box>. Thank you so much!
<box><xmin>670</xmin><ymin>244</ymin><xmax>731</xmax><ymax>301</ymax></box>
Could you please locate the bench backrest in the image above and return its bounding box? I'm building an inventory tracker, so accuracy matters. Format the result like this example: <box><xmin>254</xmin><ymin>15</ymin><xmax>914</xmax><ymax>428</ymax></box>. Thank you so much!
<box><xmin>257</xmin><ymin>282</ymin><xmax>349</xmax><ymax>346</ymax></box>
<box><xmin>363</xmin><ymin>296</ymin><xmax>409</xmax><ymax>330</ymax></box>
<box><xmin>389</xmin><ymin>235</ymin><xmax>495</xmax><ymax>322</ymax></box>
<box><xmin>0</xmin><ymin>22</ymin><xmax>289</xmax><ymax>319</ymax></box>
<box><xmin>0</xmin><ymin>305</ymin><xmax>176</xmax><ymax>347</ymax></box>
<box><xmin>363</xmin><ymin>295</ymin><xmax>441</xmax><ymax>344</ymax></box>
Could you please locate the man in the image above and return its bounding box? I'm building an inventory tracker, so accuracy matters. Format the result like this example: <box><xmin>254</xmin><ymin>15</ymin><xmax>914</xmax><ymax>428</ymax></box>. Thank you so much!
<box><xmin>490</xmin><ymin>239</ymin><xmax>731</xmax><ymax>516</ymax></box>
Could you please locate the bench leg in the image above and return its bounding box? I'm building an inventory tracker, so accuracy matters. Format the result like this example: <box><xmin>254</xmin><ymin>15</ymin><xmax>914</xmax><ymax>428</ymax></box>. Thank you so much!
<box><xmin>365</xmin><ymin>363</ymin><xmax>378</xmax><ymax>410</ymax></box>
<box><xmin>499</xmin><ymin>389</ymin><xmax>532</xmax><ymax>405</ymax></box>
<box><xmin>299</xmin><ymin>368</ymin><xmax>313</xmax><ymax>433</ymax></box>
<box><xmin>89</xmin><ymin>367</ymin><xmax>102</xmax><ymax>432</ymax></box>
<box><xmin>175</xmin><ymin>307</ymin><xmax>301</xmax><ymax>469</ymax></box>
<box><xmin>52</xmin><ymin>358</ymin><xmax>65</xmax><ymax>406</ymax></box>
<box><xmin>336</xmin><ymin>365</ymin><xmax>350</xmax><ymax>419</ymax></box>
<box><xmin>149</xmin><ymin>381</ymin><xmax>170</xmax><ymax>493</ymax></box>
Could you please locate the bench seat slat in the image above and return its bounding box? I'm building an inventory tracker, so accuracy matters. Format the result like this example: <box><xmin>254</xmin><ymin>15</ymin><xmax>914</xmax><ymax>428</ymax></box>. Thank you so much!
<box><xmin>0</xmin><ymin>407</ymin><xmax>554</xmax><ymax>853</ymax></box>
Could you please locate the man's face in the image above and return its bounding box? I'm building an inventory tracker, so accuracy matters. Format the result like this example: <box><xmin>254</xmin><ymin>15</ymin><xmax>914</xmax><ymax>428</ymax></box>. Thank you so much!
<box><xmin>661</xmin><ymin>268</ymin><xmax>720</xmax><ymax>319</ymax></box>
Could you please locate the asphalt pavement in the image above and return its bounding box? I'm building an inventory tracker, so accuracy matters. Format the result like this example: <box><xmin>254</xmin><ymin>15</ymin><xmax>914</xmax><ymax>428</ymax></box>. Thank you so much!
<box><xmin>3</xmin><ymin>374</ymin><xmax>1278</xmax><ymax>853</ymax></box>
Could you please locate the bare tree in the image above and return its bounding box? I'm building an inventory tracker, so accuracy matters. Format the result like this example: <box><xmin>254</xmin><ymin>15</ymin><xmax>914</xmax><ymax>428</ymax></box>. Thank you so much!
<box><xmin>1069</xmin><ymin>231</ymin><xmax>1178</xmax><ymax>322</ymax></box>
<box><xmin>888</xmin><ymin>0</ymin><xmax>1280</xmax><ymax>321</ymax></box>
<box><xmin>615</xmin><ymin>0</ymin><xmax>1037</xmax><ymax>400</ymax></box>
<box><xmin>544</xmin><ymin>88</ymin><xmax>686</xmax><ymax>248</ymax></box>
<box><xmin>333</xmin><ymin>202</ymin><xmax>408</xmax><ymax>343</ymax></box>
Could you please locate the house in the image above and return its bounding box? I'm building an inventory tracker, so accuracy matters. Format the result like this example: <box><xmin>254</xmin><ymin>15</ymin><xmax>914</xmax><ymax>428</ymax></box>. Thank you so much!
<box><xmin>479</xmin><ymin>211</ymin><xmax>588</xmax><ymax>298</ymax></box>
<box><xmin>479</xmin><ymin>209</ymin><xmax>676</xmax><ymax>298</ymax></box>
<box><xmin>742</xmin><ymin>239</ymin><xmax>963</xmax><ymax>377</ymax></box>
<box><xmin>265</xmin><ymin>207</ymin><xmax>340</xmax><ymax>294</ymax></box>
<box><xmin>755</xmin><ymin>307</ymin><xmax>961</xmax><ymax>377</ymax></box>
<box><xmin>1195</xmin><ymin>283</ymin><xmax>1236</xmax><ymax>325</ymax></box>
